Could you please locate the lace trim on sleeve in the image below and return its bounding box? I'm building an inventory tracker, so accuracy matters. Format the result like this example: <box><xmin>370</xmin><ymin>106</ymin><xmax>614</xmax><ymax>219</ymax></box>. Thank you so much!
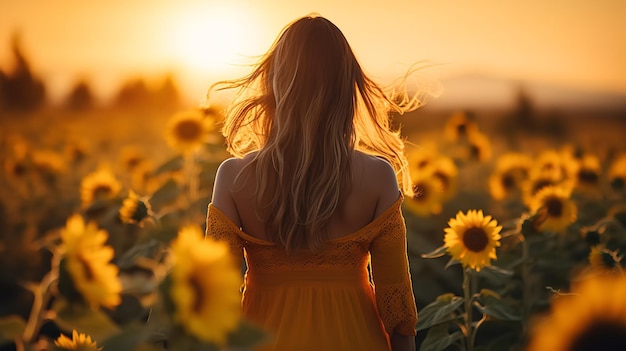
<box><xmin>375</xmin><ymin>281</ymin><xmax>417</xmax><ymax>336</ymax></box>
<box><xmin>369</xmin><ymin>197</ymin><xmax>418</xmax><ymax>336</ymax></box>
<box><xmin>206</xmin><ymin>204</ymin><xmax>244</xmax><ymax>267</ymax></box>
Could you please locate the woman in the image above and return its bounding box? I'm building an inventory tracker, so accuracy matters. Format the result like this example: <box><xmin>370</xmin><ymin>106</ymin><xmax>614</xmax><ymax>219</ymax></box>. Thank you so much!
<box><xmin>206</xmin><ymin>14</ymin><xmax>420</xmax><ymax>351</ymax></box>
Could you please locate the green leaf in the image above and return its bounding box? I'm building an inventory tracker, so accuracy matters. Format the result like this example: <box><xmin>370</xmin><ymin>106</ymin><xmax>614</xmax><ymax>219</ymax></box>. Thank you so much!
<box><xmin>420</xmin><ymin>323</ymin><xmax>463</xmax><ymax>351</ymax></box>
<box><xmin>226</xmin><ymin>320</ymin><xmax>268</xmax><ymax>348</ymax></box>
<box><xmin>478</xmin><ymin>264</ymin><xmax>514</xmax><ymax>280</ymax></box>
<box><xmin>153</xmin><ymin>155</ymin><xmax>184</xmax><ymax>175</ymax></box>
<box><xmin>117</xmin><ymin>239</ymin><xmax>161</xmax><ymax>270</ymax></box>
<box><xmin>101</xmin><ymin>323</ymin><xmax>151</xmax><ymax>351</ymax></box>
<box><xmin>475</xmin><ymin>291</ymin><xmax>522</xmax><ymax>321</ymax></box>
<box><xmin>0</xmin><ymin>315</ymin><xmax>26</xmax><ymax>346</ymax></box>
<box><xmin>149</xmin><ymin>179</ymin><xmax>181</xmax><ymax>211</ymax></box>
<box><xmin>146</xmin><ymin>225</ymin><xmax>179</xmax><ymax>245</ymax></box>
<box><xmin>416</xmin><ymin>294</ymin><xmax>464</xmax><ymax>331</ymax></box>
<box><xmin>612</xmin><ymin>210</ymin><xmax>626</xmax><ymax>228</ymax></box>
<box><xmin>53</xmin><ymin>300</ymin><xmax>120</xmax><ymax>342</ymax></box>
<box><xmin>444</xmin><ymin>257</ymin><xmax>460</xmax><ymax>269</ymax></box>
<box><xmin>421</xmin><ymin>245</ymin><xmax>447</xmax><ymax>259</ymax></box>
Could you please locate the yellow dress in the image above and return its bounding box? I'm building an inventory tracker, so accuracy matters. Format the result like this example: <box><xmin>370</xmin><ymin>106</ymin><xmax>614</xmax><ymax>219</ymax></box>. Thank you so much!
<box><xmin>205</xmin><ymin>195</ymin><xmax>417</xmax><ymax>351</ymax></box>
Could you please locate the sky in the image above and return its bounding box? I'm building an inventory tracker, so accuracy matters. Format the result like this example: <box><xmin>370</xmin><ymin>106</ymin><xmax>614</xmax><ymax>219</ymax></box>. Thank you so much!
<box><xmin>1</xmin><ymin>0</ymin><xmax>625</xmax><ymax>107</ymax></box>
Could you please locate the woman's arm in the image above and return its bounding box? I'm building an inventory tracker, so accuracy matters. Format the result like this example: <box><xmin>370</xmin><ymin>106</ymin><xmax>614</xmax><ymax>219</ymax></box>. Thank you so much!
<box><xmin>390</xmin><ymin>332</ymin><xmax>416</xmax><ymax>351</ymax></box>
<box><xmin>367</xmin><ymin>157</ymin><xmax>418</xmax><ymax>348</ymax></box>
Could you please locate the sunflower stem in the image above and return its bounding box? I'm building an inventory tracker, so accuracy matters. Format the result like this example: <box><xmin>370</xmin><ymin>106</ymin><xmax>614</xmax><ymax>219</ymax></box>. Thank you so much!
<box><xmin>184</xmin><ymin>151</ymin><xmax>199</xmax><ymax>211</ymax></box>
<box><xmin>520</xmin><ymin>233</ymin><xmax>531</xmax><ymax>338</ymax></box>
<box><xmin>469</xmin><ymin>313</ymin><xmax>487</xmax><ymax>349</ymax></box>
<box><xmin>23</xmin><ymin>268</ymin><xmax>58</xmax><ymax>343</ymax></box>
<box><xmin>463</xmin><ymin>268</ymin><xmax>474</xmax><ymax>351</ymax></box>
<box><xmin>14</xmin><ymin>338</ymin><xmax>24</xmax><ymax>351</ymax></box>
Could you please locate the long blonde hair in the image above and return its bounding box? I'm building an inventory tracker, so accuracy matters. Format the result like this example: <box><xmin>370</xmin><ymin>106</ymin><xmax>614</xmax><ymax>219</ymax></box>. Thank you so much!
<box><xmin>209</xmin><ymin>14</ymin><xmax>425</xmax><ymax>252</ymax></box>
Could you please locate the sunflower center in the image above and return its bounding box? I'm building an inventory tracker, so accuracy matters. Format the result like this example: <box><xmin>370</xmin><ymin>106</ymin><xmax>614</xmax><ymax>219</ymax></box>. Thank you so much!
<box><xmin>569</xmin><ymin>320</ymin><xmax>626</xmax><ymax>351</ymax></box>
<box><xmin>501</xmin><ymin>173</ymin><xmax>515</xmax><ymax>190</ymax></box>
<box><xmin>469</xmin><ymin>144</ymin><xmax>480</xmax><ymax>160</ymax></box>
<box><xmin>456</xmin><ymin>123</ymin><xmax>467</xmax><ymax>136</ymax></box>
<box><xmin>412</xmin><ymin>184</ymin><xmax>426</xmax><ymax>201</ymax></box>
<box><xmin>92</xmin><ymin>185</ymin><xmax>113</xmax><ymax>199</ymax></box>
<box><xmin>462</xmin><ymin>227</ymin><xmax>489</xmax><ymax>252</ymax></box>
<box><xmin>131</xmin><ymin>200</ymin><xmax>149</xmax><ymax>222</ymax></box>
<box><xmin>417</xmin><ymin>160</ymin><xmax>430</xmax><ymax>169</ymax></box>
<box><xmin>600</xmin><ymin>251</ymin><xmax>617</xmax><ymax>269</ymax></box>
<box><xmin>611</xmin><ymin>177</ymin><xmax>625</xmax><ymax>191</ymax></box>
<box><xmin>544</xmin><ymin>197</ymin><xmax>563</xmax><ymax>217</ymax></box>
<box><xmin>189</xmin><ymin>273</ymin><xmax>206</xmax><ymax>313</ymax></box>
<box><xmin>175</xmin><ymin>120</ymin><xmax>202</xmax><ymax>141</ymax></box>
<box><xmin>126</xmin><ymin>157</ymin><xmax>142</xmax><ymax>170</ymax></box>
<box><xmin>583</xmin><ymin>230</ymin><xmax>601</xmax><ymax>246</ymax></box>
<box><xmin>578</xmin><ymin>169</ymin><xmax>599</xmax><ymax>184</ymax></box>
<box><xmin>12</xmin><ymin>162</ymin><xmax>27</xmax><ymax>177</ymax></box>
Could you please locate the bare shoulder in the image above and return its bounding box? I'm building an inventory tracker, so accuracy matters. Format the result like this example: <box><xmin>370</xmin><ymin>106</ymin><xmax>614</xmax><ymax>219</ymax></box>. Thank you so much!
<box><xmin>214</xmin><ymin>152</ymin><xmax>257</xmax><ymax>182</ymax></box>
<box><xmin>355</xmin><ymin>152</ymin><xmax>400</xmax><ymax>216</ymax></box>
<box><xmin>211</xmin><ymin>156</ymin><xmax>252</xmax><ymax>226</ymax></box>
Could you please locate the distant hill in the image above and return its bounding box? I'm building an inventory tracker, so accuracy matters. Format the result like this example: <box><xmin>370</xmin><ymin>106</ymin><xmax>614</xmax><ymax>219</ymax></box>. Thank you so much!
<box><xmin>425</xmin><ymin>73</ymin><xmax>626</xmax><ymax>113</ymax></box>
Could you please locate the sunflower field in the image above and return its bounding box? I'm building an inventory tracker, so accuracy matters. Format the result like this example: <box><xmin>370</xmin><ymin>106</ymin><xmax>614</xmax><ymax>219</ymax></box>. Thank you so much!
<box><xmin>1</xmin><ymin>100</ymin><xmax>626</xmax><ymax>351</ymax></box>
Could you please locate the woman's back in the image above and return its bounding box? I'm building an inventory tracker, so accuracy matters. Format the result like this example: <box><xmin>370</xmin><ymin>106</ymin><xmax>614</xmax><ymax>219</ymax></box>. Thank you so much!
<box><xmin>214</xmin><ymin>150</ymin><xmax>400</xmax><ymax>243</ymax></box>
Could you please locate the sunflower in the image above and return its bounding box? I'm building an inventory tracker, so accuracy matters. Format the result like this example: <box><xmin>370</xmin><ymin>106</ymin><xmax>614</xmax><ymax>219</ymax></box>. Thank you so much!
<box><xmin>64</xmin><ymin>138</ymin><xmax>90</xmax><ymax>164</ymax></box>
<box><xmin>534</xmin><ymin>149</ymin><xmax>575</xmax><ymax>178</ymax></box>
<box><xmin>488</xmin><ymin>153</ymin><xmax>532</xmax><ymax>200</ymax></box>
<box><xmin>465</xmin><ymin>131</ymin><xmax>492</xmax><ymax>162</ymax></box>
<box><xmin>165</xmin><ymin>109</ymin><xmax>214</xmax><ymax>154</ymax></box>
<box><xmin>54</xmin><ymin>329</ymin><xmax>102</xmax><ymax>351</ymax></box>
<box><xmin>526</xmin><ymin>273</ymin><xmax>626</xmax><ymax>351</ymax></box>
<box><xmin>32</xmin><ymin>149</ymin><xmax>66</xmax><ymax>175</ymax></box>
<box><xmin>130</xmin><ymin>160</ymin><xmax>159</xmax><ymax>194</ymax></box>
<box><xmin>588</xmin><ymin>245</ymin><xmax>621</xmax><ymax>271</ymax></box>
<box><xmin>608</xmin><ymin>154</ymin><xmax>626</xmax><ymax>192</ymax></box>
<box><xmin>80</xmin><ymin>168</ymin><xmax>122</xmax><ymax>207</ymax></box>
<box><xmin>430</xmin><ymin>156</ymin><xmax>458</xmax><ymax>201</ymax></box>
<box><xmin>119</xmin><ymin>145</ymin><xmax>146</xmax><ymax>172</ymax></box>
<box><xmin>407</xmin><ymin>148</ymin><xmax>438</xmax><ymax>171</ymax></box>
<box><xmin>521</xmin><ymin>167</ymin><xmax>566</xmax><ymax>206</ymax></box>
<box><xmin>404</xmin><ymin>171</ymin><xmax>444</xmax><ymax>217</ymax></box>
<box><xmin>581</xmin><ymin>227</ymin><xmax>603</xmax><ymax>247</ymax></box>
<box><xmin>572</xmin><ymin>154</ymin><xmax>602</xmax><ymax>193</ymax></box>
<box><xmin>444</xmin><ymin>210</ymin><xmax>502</xmax><ymax>271</ymax></box>
<box><xmin>168</xmin><ymin>225</ymin><xmax>242</xmax><ymax>344</ymax></box>
<box><xmin>443</xmin><ymin>110</ymin><xmax>479</xmax><ymax>142</ymax></box>
<box><xmin>3</xmin><ymin>156</ymin><xmax>29</xmax><ymax>181</ymax></box>
<box><xmin>60</xmin><ymin>214</ymin><xmax>121</xmax><ymax>309</ymax></box>
<box><xmin>119</xmin><ymin>190</ymin><xmax>151</xmax><ymax>224</ymax></box>
<box><xmin>529</xmin><ymin>185</ymin><xmax>577</xmax><ymax>233</ymax></box>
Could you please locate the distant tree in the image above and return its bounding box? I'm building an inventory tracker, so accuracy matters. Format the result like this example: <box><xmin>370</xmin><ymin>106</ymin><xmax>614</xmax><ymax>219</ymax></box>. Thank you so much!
<box><xmin>511</xmin><ymin>85</ymin><xmax>535</xmax><ymax>129</ymax></box>
<box><xmin>154</xmin><ymin>74</ymin><xmax>180</xmax><ymax>108</ymax></box>
<box><xmin>113</xmin><ymin>74</ymin><xmax>182</xmax><ymax>109</ymax></box>
<box><xmin>65</xmin><ymin>79</ymin><xmax>94</xmax><ymax>110</ymax></box>
<box><xmin>0</xmin><ymin>70</ymin><xmax>6</xmax><ymax>110</ymax></box>
<box><xmin>114</xmin><ymin>78</ymin><xmax>151</xmax><ymax>107</ymax></box>
<box><xmin>0</xmin><ymin>32</ymin><xmax>46</xmax><ymax>112</ymax></box>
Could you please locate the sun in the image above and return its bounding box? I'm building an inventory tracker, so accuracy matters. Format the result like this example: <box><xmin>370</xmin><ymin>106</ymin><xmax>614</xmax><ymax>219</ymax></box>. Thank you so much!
<box><xmin>168</xmin><ymin>5</ymin><xmax>258</xmax><ymax>76</ymax></box>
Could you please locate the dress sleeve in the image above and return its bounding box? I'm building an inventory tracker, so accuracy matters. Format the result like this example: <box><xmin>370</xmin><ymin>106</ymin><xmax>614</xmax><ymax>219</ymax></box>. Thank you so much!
<box><xmin>205</xmin><ymin>204</ymin><xmax>244</xmax><ymax>269</ymax></box>
<box><xmin>369</xmin><ymin>200</ymin><xmax>418</xmax><ymax>336</ymax></box>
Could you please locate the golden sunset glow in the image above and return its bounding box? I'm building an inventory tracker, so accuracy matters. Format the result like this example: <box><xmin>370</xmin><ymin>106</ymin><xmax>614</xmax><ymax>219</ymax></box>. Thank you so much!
<box><xmin>1</xmin><ymin>0</ymin><xmax>624</xmax><ymax>105</ymax></box>
<box><xmin>166</xmin><ymin>4</ymin><xmax>258</xmax><ymax>76</ymax></box>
